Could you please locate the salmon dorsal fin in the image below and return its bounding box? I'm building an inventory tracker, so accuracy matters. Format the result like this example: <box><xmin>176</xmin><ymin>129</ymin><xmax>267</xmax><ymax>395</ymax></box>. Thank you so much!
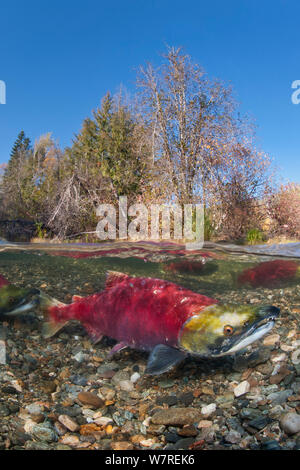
<box><xmin>105</xmin><ymin>271</ymin><xmax>129</xmax><ymax>289</ymax></box>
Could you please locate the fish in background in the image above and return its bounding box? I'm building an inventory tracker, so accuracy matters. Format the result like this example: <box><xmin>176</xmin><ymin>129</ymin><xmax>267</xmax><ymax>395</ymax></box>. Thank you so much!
<box><xmin>0</xmin><ymin>274</ymin><xmax>40</xmax><ymax>318</ymax></box>
<box><xmin>238</xmin><ymin>259</ymin><xmax>300</xmax><ymax>288</ymax></box>
<box><xmin>40</xmin><ymin>271</ymin><xmax>280</xmax><ymax>375</ymax></box>
<box><xmin>163</xmin><ymin>259</ymin><xmax>218</xmax><ymax>275</ymax></box>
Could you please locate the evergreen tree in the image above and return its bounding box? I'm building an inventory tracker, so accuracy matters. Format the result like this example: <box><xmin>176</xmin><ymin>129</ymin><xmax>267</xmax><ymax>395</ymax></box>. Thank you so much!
<box><xmin>3</xmin><ymin>131</ymin><xmax>31</xmax><ymax>182</ymax></box>
<box><xmin>1</xmin><ymin>131</ymin><xmax>32</xmax><ymax>218</ymax></box>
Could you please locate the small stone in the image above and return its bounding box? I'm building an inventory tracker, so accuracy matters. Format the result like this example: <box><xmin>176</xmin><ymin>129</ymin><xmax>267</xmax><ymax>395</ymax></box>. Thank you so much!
<box><xmin>111</xmin><ymin>441</ymin><xmax>134</xmax><ymax>450</ymax></box>
<box><xmin>177</xmin><ymin>424</ymin><xmax>198</xmax><ymax>437</ymax></box>
<box><xmin>225</xmin><ymin>430</ymin><xmax>242</xmax><ymax>444</ymax></box>
<box><xmin>271</xmin><ymin>353</ymin><xmax>287</xmax><ymax>363</ymax></box>
<box><xmin>147</xmin><ymin>424</ymin><xmax>165</xmax><ymax>435</ymax></box>
<box><xmin>164</xmin><ymin>432</ymin><xmax>181</xmax><ymax>443</ymax></box>
<box><xmin>158</xmin><ymin>378</ymin><xmax>175</xmax><ymax>389</ymax></box>
<box><xmin>201</xmin><ymin>403</ymin><xmax>216</xmax><ymax>416</ymax></box>
<box><xmin>93</xmin><ymin>417</ymin><xmax>113</xmax><ymax>426</ymax></box>
<box><xmin>197</xmin><ymin>420</ymin><xmax>213</xmax><ymax>429</ymax></box>
<box><xmin>151</xmin><ymin>408</ymin><xmax>201</xmax><ymax>426</ymax></box>
<box><xmin>73</xmin><ymin>351</ymin><xmax>86</xmax><ymax>363</ymax></box>
<box><xmin>140</xmin><ymin>438</ymin><xmax>155</xmax><ymax>448</ymax></box>
<box><xmin>111</xmin><ymin>370</ymin><xmax>129</xmax><ymax>385</ymax></box>
<box><xmin>79</xmin><ymin>423</ymin><xmax>101</xmax><ymax>435</ymax></box>
<box><xmin>291</xmin><ymin>349</ymin><xmax>300</xmax><ymax>365</ymax></box>
<box><xmin>261</xmin><ymin>440</ymin><xmax>281</xmax><ymax>450</ymax></box>
<box><xmin>59</xmin><ymin>435</ymin><xmax>80</xmax><ymax>447</ymax></box>
<box><xmin>269</xmin><ymin>366</ymin><xmax>291</xmax><ymax>385</ymax></box>
<box><xmin>58</xmin><ymin>415</ymin><xmax>79</xmax><ymax>432</ymax></box>
<box><xmin>130</xmin><ymin>372</ymin><xmax>140</xmax><ymax>383</ymax></box>
<box><xmin>179</xmin><ymin>392</ymin><xmax>194</xmax><ymax>406</ymax></box>
<box><xmin>267</xmin><ymin>390</ymin><xmax>293</xmax><ymax>404</ymax></box>
<box><xmin>247</xmin><ymin>416</ymin><xmax>272</xmax><ymax>430</ymax></box>
<box><xmin>31</xmin><ymin>423</ymin><xmax>57</xmax><ymax>443</ymax></box>
<box><xmin>119</xmin><ymin>380</ymin><xmax>134</xmax><ymax>392</ymax></box>
<box><xmin>234</xmin><ymin>381</ymin><xmax>250</xmax><ymax>397</ymax></box>
<box><xmin>173</xmin><ymin>437</ymin><xmax>195</xmax><ymax>450</ymax></box>
<box><xmin>26</xmin><ymin>403</ymin><xmax>44</xmax><ymax>415</ymax></box>
<box><xmin>263</xmin><ymin>334</ymin><xmax>280</xmax><ymax>346</ymax></box>
<box><xmin>0</xmin><ymin>340</ymin><xmax>6</xmax><ymax>365</ymax></box>
<box><xmin>198</xmin><ymin>426</ymin><xmax>216</xmax><ymax>443</ymax></box>
<box><xmin>77</xmin><ymin>392</ymin><xmax>104</xmax><ymax>409</ymax></box>
<box><xmin>156</xmin><ymin>395</ymin><xmax>178</xmax><ymax>406</ymax></box>
<box><xmin>280</xmin><ymin>412</ymin><xmax>300</xmax><ymax>435</ymax></box>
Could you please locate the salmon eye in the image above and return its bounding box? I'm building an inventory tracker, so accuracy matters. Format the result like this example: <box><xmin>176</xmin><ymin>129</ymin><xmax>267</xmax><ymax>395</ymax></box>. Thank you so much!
<box><xmin>223</xmin><ymin>325</ymin><xmax>234</xmax><ymax>336</ymax></box>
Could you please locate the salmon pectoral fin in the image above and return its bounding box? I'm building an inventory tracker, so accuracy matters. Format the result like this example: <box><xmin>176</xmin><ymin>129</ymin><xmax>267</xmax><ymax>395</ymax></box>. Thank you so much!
<box><xmin>145</xmin><ymin>345</ymin><xmax>187</xmax><ymax>376</ymax></box>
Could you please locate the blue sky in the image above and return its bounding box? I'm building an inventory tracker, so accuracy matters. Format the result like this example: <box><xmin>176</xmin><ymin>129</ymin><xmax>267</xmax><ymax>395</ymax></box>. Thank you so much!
<box><xmin>0</xmin><ymin>0</ymin><xmax>299</xmax><ymax>182</ymax></box>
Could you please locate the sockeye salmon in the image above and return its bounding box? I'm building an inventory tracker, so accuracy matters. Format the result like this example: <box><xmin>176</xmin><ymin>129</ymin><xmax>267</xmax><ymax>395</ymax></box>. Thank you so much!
<box><xmin>41</xmin><ymin>271</ymin><xmax>280</xmax><ymax>375</ymax></box>
<box><xmin>0</xmin><ymin>274</ymin><xmax>40</xmax><ymax>318</ymax></box>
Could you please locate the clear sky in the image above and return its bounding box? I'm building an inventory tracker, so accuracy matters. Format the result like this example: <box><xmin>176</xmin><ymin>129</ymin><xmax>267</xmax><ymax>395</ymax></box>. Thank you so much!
<box><xmin>0</xmin><ymin>0</ymin><xmax>299</xmax><ymax>182</ymax></box>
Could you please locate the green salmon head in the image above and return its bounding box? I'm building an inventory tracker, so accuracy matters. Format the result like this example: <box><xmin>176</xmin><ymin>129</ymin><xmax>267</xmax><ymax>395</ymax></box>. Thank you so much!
<box><xmin>178</xmin><ymin>304</ymin><xmax>280</xmax><ymax>357</ymax></box>
<box><xmin>0</xmin><ymin>285</ymin><xmax>40</xmax><ymax>316</ymax></box>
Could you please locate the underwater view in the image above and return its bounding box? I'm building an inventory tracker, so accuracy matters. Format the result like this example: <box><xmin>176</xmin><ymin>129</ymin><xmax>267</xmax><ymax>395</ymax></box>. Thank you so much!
<box><xmin>0</xmin><ymin>241</ymin><xmax>299</xmax><ymax>450</ymax></box>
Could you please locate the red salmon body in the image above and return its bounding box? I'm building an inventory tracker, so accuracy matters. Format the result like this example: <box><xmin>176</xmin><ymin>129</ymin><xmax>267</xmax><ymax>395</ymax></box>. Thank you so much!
<box><xmin>49</xmin><ymin>273</ymin><xmax>218</xmax><ymax>350</ymax></box>
<box><xmin>238</xmin><ymin>260</ymin><xmax>299</xmax><ymax>288</ymax></box>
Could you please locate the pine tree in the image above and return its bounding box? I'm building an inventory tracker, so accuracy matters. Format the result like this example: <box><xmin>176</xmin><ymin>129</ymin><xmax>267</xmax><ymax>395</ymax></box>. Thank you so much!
<box><xmin>1</xmin><ymin>131</ymin><xmax>32</xmax><ymax>218</ymax></box>
<box><xmin>3</xmin><ymin>131</ymin><xmax>31</xmax><ymax>183</ymax></box>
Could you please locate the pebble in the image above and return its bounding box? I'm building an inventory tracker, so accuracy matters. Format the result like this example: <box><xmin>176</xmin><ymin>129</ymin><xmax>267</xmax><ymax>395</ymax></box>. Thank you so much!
<box><xmin>59</xmin><ymin>435</ymin><xmax>80</xmax><ymax>448</ymax></box>
<box><xmin>130</xmin><ymin>372</ymin><xmax>140</xmax><ymax>383</ymax></box>
<box><xmin>119</xmin><ymin>380</ymin><xmax>134</xmax><ymax>392</ymax></box>
<box><xmin>0</xmin><ymin>340</ymin><xmax>6</xmax><ymax>365</ymax></box>
<box><xmin>111</xmin><ymin>441</ymin><xmax>134</xmax><ymax>450</ymax></box>
<box><xmin>77</xmin><ymin>392</ymin><xmax>104</xmax><ymax>409</ymax></box>
<box><xmin>233</xmin><ymin>381</ymin><xmax>250</xmax><ymax>397</ymax></box>
<box><xmin>247</xmin><ymin>416</ymin><xmax>272</xmax><ymax>430</ymax></box>
<box><xmin>151</xmin><ymin>408</ymin><xmax>202</xmax><ymax>426</ymax></box>
<box><xmin>31</xmin><ymin>423</ymin><xmax>57</xmax><ymax>443</ymax></box>
<box><xmin>267</xmin><ymin>390</ymin><xmax>293</xmax><ymax>404</ymax></box>
<box><xmin>58</xmin><ymin>415</ymin><xmax>79</xmax><ymax>432</ymax></box>
<box><xmin>280</xmin><ymin>412</ymin><xmax>300</xmax><ymax>435</ymax></box>
<box><xmin>73</xmin><ymin>352</ymin><xmax>86</xmax><ymax>363</ymax></box>
<box><xmin>111</xmin><ymin>370</ymin><xmax>129</xmax><ymax>385</ymax></box>
<box><xmin>177</xmin><ymin>425</ymin><xmax>198</xmax><ymax>437</ymax></box>
<box><xmin>291</xmin><ymin>349</ymin><xmax>300</xmax><ymax>365</ymax></box>
<box><xmin>93</xmin><ymin>417</ymin><xmax>113</xmax><ymax>426</ymax></box>
<box><xmin>197</xmin><ymin>420</ymin><xmax>213</xmax><ymax>429</ymax></box>
<box><xmin>225</xmin><ymin>430</ymin><xmax>242</xmax><ymax>444</ymax></box>
<box><xmin>173</xmin><ymin>437</ymin><xmax>195</xmax><ymax>450</ymax></box>
<box><xmin>201</xmin><ymin>403</ymin><xmax>217</xmax><ymax>416</ymax></box>
<box><xmin>263</xmin><ymin>334</ymin><xmax>280</xmax><ymax>346</ymax></box>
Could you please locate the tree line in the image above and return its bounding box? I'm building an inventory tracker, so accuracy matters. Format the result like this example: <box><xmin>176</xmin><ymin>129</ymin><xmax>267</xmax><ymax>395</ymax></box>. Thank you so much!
<box><xmin>0</xmin><ymin>47</ymin><xmax>298</xmax><ymax>241</ymax></box>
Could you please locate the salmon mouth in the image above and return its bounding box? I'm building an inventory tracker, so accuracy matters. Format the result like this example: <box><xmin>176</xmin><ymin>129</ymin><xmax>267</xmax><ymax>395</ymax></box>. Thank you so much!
<box><xmin>208</xmin><ymin>305</ymin><xmax>280</xmax><ymax>357</ymax></box>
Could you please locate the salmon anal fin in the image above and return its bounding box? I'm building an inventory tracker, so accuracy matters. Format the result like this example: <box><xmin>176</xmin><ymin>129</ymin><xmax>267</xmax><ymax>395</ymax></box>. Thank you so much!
<box><xmin>42</xmin><ymin>320</ymin><xmax>69</xmax><ymax>338</ymax></box>
<box><xmin>105</xmin><ymin>271</ymin><xmax>129</xmax><ymax>289</ymax></box>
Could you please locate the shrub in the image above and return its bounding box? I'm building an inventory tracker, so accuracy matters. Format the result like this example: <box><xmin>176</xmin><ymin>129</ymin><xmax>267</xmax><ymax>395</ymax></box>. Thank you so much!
<box><xmin>267</xmin><ymin>183</ymin><xmax>300</xmax><ymax>238</ymax></box>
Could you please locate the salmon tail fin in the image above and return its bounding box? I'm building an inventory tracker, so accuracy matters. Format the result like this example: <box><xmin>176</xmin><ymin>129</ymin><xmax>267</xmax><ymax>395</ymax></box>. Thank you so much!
<box><xmin>105</xmin><ymin>271</ymin><xmax>129</xmax><ymax>289</ymax></box>
<box><xmin>38</xmin><ymin>292</ymin><xmax>69</xmax><ymax>338</ymax></box>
